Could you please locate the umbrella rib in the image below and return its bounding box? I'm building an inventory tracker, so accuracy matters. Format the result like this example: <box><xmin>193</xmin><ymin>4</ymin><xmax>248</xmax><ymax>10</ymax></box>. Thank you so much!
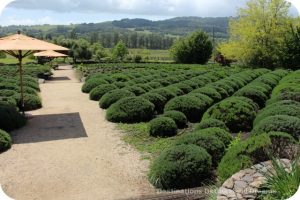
<box><xmin>4</xmin><ymin>50</ymin><xmax>18</xmax><ymax>58</ymax></box>
<box><xmin>22</xmin><ymin>50</ymin><xmax>35</xmax><ymax>58</ymax></box>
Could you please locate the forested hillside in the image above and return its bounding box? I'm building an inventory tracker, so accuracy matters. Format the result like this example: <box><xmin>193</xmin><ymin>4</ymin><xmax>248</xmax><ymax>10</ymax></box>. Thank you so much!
<box><xmin>0</xmin><ymin>17</ymin><xmax>230</xmax><ymax>49</ymax></box>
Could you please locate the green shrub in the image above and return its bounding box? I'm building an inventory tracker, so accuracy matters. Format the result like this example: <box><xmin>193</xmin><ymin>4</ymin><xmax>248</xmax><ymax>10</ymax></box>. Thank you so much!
<box><xmin>191</xmin><ymin>87</ymin><xmax>222</xmax><ymax>102</ymax></box>
<box><xmin>113</xmin><ymin>81</ymin><xmax>128</xmax><ymax>88</ymax></box>
<box><xmin>162</xmin><ymin>110</ymin><xmax>188</xmax><ymax>129</ymax></box>
<box><xmin>234</xmin><ymin>87</ymin><xmax>268</xmax><ymax>108</ymax></box>
<box><xmin>164</xmin><ymin>95</ymin><xmax>208</xmax><ymax>122</ymax></box>
<box><xmin>253</xmin><ymin>104</ymin><xmax>300</xmax><ymax>126</ymax></box>
<box><xmin>0</xmin><ymin>89</ymin><xmax>17</xmax><ymax>97</ymax></box>
<box><xmin>210</xmin><ymin>82</ymin><xmax>235</xmax><ymax>95</ymax></box>
<box><xmin>82</xmin><ymin>79</ymin><xmax>109</xmax><ymax>93</ymax></box>
<box><xmin>187</xmin><ymin>93</ymin><xmax>214</xmax><ymax>106</ymax></box>
<box><xmin>267</xmin><ymin>91</ymin><xmax>300</xmax><ymax>104</ymax></box>
<box><xmin>140</xmin><ymin>93</ymin><xmax>167</xmax><ymax>113</ymax></box>
<box><xmin>156</xmin><ymin>79</ymin><xmax>171</xmax><ymax>86</ymax></box>
<box><xmin>147</xmin><ymin>82</ymin><xmax>162</xmax><ymax>89</ymax></box>
<box><xmin>99</xmin><ymin>89</ymin><xmax>135</xmax><ymax>109</ymax></box>
<box><xmin>175</xmin><ymin>133</ymin><xmax>225</xmax><ymax>166</ymax></box>
<box><xmin>203</xmin><ymin>97</ymin><xmax>258</xmax><ymax>132</ymax></box>
<box><xmin>135</xmin><ymin>84</ymin><xmax>153</xmax><ymax>92</ymax></box>
<box><xmin>195</xmin><ymin>127</ymin><xmax>233</xmax><ymax>146</ymax></box>
<box><xmin>165</xmin><ymin>86</ymin><xmax>184</xmax><ymax>96</ymax></box>
<box><xmin>0</xmin><ymin>97</ymin><xmax>17</xmax><ymax>107</ymax></box>
<box><xmin>149</xmin><ymin>144</ymin><xmax>212</xmax><ymax>189</ymax></box>
<box><xmin>172</xmin><ymin>83</ymin><xmax>193</xmax><ymax>94</ymax></box>
<box><xmin>0</xmin><ymin>82</ymin><xmax>18</xmax><ymax>91</ymax></box>
<box><xmin>150</xmin><ymin>88</ymin><xmax>176</xmax><ymax>101</ymax></box>
<box><xmin>0</xmin><ymin>105</ymin><xmax>26</xmax><ymax>131</ymax></box>
<box><xmin>13</xmin><ymin>93</ymin><xmax>42</xmax><ymax>111</ymax></box>
<box><xmin>149</xmin><ymin>117</ymin><xmax>178</xmax><ymax>137</ymax></box>
<box><xmin>111</xmin><ymin>73</ymin><xmax>130</xmax><ymax>82</ymax></box>
<box><xmin>123</xmin><ymin>86</ymin><xmax>146</xmax><ymax>96</ymax></box>
<box><xmin>252</xmin><ymin>115</ymin><xmax>300</xmax><ymax>140</ymax></box>
<box><xmin>106</xmin><ymin>97</ymin><xmax>155</xmax><ymax>123</ymax></box>
<box><xmin>0</xmin><ymin>129</ymin><xmax>12</xmax><ymax>152</ymax></box>
<box><xmin>208</xmin><ymin>85</ymin><xmax>230</xmax><ymax>98</ymax></box>
<box><xmin>195</xmin><ymin>118</ymin><xmax>229</xmax><ymax>131</ymax></box>
<box><xmin>89</xmin><ymin>84</ymin><xmax>118</xmax><ymax>101</ymax></box>
<box><xmin>217</xmin><ymin>134</ymin><xmax>272</xmax><ymax>183</ymax></box>
<box><xmin>182</xmin><ymin>80</ymin><xmax>201</xmax><ymax>89</ymax></box>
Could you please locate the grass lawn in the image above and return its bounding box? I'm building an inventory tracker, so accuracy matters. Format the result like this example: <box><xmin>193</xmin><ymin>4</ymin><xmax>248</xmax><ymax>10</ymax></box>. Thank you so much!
<box><xmin>0</xmin><ymin>56</ymin><xmax>34</xmax><ymax>65</ymax></box>
<box><xmin>118</xmin><ymin>122</ymin><xmax>193</xmax><ymax>160</ymax></box>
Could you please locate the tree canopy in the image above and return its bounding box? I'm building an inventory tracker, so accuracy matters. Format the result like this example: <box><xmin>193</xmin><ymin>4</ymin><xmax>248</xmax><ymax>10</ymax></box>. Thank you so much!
<box><xmin>219</xmin><ymin>0</ymin><xmax>299</xmax><ymax>69</ymax></box>
<box><xmin>170</xmin><ymin>31</ymin><xmax>213</xmax><ymax>64</ymax></box>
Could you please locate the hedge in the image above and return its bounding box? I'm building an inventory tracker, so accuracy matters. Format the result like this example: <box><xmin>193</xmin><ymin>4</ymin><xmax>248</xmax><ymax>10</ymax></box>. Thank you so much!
<box><xmin>0</xmin><ymin>129</ymin><xmax>12</xmax><ymax>152</ymax></box>
<box><xmin>149</xmin><ymin>117</ymin><xmax>178</xmax><ymax>137</ymax></box>
<box><xmin>191</xmin><ymin>87</ymin><xmax>222</xmax><ymax>102</ymax></box>
<box><xmin>89</xmin><ymin>84</ymin><xmax>118</xmax><ymax>101</ymax></box>
<box><xmin>149</xmin><ymin>144</ymin><xmax>212</xmax><ymax>189</ymax></box>
<box><xmin>106</xmin><ymin>97</ymin><xmax>155</xmax><ymax>123</ymax></box>
<box><xmin>140</xmin><ymin>93</ymin><xmax>167</xmax><ymax>113</ymax></box>
<box><xmin>195</xmin><ymin>118</ymin><xmax>229</xmax><ymax>131</ymax></box>
<box><xmin>234</xmin><ymin>87</ymin><xmax>268</xmax><ymax>108</ymax></box>
<box><xmin>82</xmin><ymin>78</ymin><xmax>109</xmax><ymax>93</ymax></box>
<box><xmin>0</xmin><ymin>105</ymin><xmax>26</xmax><ymax>131</ymax></box>
<box><xmin>203</xmin><ymin>97</ymin><xmax>258</xmax><ymax>132</ymax></box>
<box><xmin>99</xmin><ymin>89</ymin><xmax>135</xmax><ymax>109</ymax></box>
<box><xmin>194</xmin><ymin>127</ymin><xmax>233</xmax><ymax>147</ymax></box>
<box><xmin>162</xmin><ymin>110</ymin><xmax>188</xmax><ymax>129</ymax></box>
<box><xmin>150</xmin><ymin>88</ymin><xmax>176</xmax><ymax>101</ymax></box>
<box><xmin>123</xmin><ymin>86</ymin><xmax>146</xmax><ymax>96</ymax></box>
<box><xmin>164</xmin><ymin>95</ymin><xmax>208</xmax><ymax>122</ymax></box>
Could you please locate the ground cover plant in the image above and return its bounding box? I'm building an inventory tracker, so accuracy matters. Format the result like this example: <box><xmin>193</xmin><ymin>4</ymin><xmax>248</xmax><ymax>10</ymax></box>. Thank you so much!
<box><xmin>80</xmin><ymin>64</ymin><xmax>299</xmax><ymax>191</ymax></box>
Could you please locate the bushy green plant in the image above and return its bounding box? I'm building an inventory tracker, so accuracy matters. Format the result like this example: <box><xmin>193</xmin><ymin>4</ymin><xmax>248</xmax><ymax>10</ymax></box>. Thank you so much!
<box><xmin>164</xmin><ymin>86</ymin><xmax>184</xmax><ymax>96</ymax></box>
<box><xmin>267</xmin><ymin>92</ymin><xmax>300</xmax><ymax>104</ymax></box>
<box><xmin>0</xmin><ymin>97</ymin><xmax>17</xmax><ymax>107</ymax></box>
<box><xmin>195</xmin><ymin>118</ymin><xmax>229</xmax><ymax>131</ymax></box>
<box><xmin>164</xmin><ymin>95</ymin><xmax>208</xmax><ymax>122</ymax></box>
<box><xmin>203</xmin><ymin>97</ymin><xmax>258</xmax><ymax>132</ymax></box>
<box><xmin>175</xmin><ymin>133</ymin><xmax>225</xmax><ymax>166</ymax></box>
<box><xmin>149</xmin><ymin>117</ymin><xmax>178</xmax><ymax>137</ymax></box>
<box><xmin>82</xmin><ymin>78</ymin><xmax>109</xmax><ymax>93</ymax></box>
<box><xmin>191</xmin><ymin>87</ymin><xmax>222</xmax><ymax>102</ymax></box>
<box><xmin>217</xmin><ymin>134</ymin><xmax>272</xmax><ymax>183</ymax></box>
<box><xmin>147</xmin><ymin>82</ymin><xmax>162</xmax><ymax>89</ymax></box>
<box><xmin>99</xmin><ymin>89</ymin><xmax>135</xmax><ymax>109</ymax></box>
<box><xmin>172</xmin><ymin>83</ymin><xmax>193</xmax><ymax>94</ymax></box>
<box><xmin>187</xmin><ymin>93</ymin><xmax>214</xmax><ymax>105</ymax></box>
<box><xmin>106</xmin><ymin>97</ymin><xmax>155</xmax><ymax>123</ymax></box>
<box><xmin>0</xmin><ymin>105</ymin><xmax>26</xmax><ymax>131</ymax></box>
<box><xmin>123</xmin><ymin>86</ymin><xmax>146</xmax><ymax>96</ymax></box>
<box><xmin>0</xmin><ymin>89</ymin><xmax>17</xmax><ymax>97</ymax></box>
<box><xmin>253</xmin><ymin>104</ymin><xmax>300</xmax><ymax>126</ymax></box>
<box><xmin>252</xmin><ymin>115</ymin><xmax>300</xmax><ymax>140</ymax></box>
<box><xmin>258</xmin><ymin>158</ymin><xmax>300</xmax><ymax>200</ymax></box>
<box><xmin>195</xmin><ymin>127</ymin><xmax>233</xmax><ymax>146</ymax></box>
<box><xmin>0</xmin><ymin>129</ymin><xmax>12</xmax><ymax>152</ymax></box>
<box><xmin>149</xmin><ymin>144</ymin><xmax>212</xmax><ymax>189</ymax></box>
<box><xmin>234</xmin><ymin>87</ymin><xmax>268</xmax><ymax>108</ymax></box>
<box><xmin>89</xmin><ymin>84</ymin><xmax>118</xmax><ymax>101</ymax></box>
<box><xmin>140</xmin><ymin>93</ymin><xmax>167</xmax><ymax>113</ymax></box>
<box><xmin>150</xmin><ymin>88</ymin><xmax>176</xmax><ymax>101</ymax></box>
<box><xmin>162</xmin><ymin>110</ymin><xmax>188</xmax><ymax>129</ymax></box>
<box><xmin>13</xmin><ymin>93</ymin><xmax>42</xmax><ymax>111</ymax></box>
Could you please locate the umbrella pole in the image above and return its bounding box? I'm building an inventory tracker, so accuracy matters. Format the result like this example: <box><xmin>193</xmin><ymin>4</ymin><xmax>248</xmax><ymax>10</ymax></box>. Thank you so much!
<box><xmin>18</xmin><ymin>50</ymin><xmax>25</xmax><ymax>115</ymax></box>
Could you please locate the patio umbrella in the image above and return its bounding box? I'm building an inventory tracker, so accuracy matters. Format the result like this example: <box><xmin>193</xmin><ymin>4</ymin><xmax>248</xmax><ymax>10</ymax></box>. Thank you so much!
<box><xmin>0</xmin><ymin>31</ymin><xmax>68</xmax><ymax>114</ymax></box>
<box><xmin>33</xmin><ymin>50</ymin><xmax>68</xmax><ymax>57</ymax></box>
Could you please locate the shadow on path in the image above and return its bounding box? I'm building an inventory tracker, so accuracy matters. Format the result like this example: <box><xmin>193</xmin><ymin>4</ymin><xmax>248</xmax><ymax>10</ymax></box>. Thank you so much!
<box><xmin>12</xmin><ymin>113</ymin><xmax>88</xmax><ymax>144</ymax></box>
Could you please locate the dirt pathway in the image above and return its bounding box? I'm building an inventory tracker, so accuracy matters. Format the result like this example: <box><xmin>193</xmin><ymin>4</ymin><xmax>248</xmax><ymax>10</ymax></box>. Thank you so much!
<box><xmin>0</xmin><ymin>65</ymin><xmax>154</xmax><ymax>200</ymax></box>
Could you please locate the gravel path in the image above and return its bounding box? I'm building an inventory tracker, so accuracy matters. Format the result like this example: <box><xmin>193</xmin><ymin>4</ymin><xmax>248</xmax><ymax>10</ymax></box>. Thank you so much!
<box><xmin>0</xmin><ymin>65</ymin><xmax>154</xmax><ymax>200</ymax></box>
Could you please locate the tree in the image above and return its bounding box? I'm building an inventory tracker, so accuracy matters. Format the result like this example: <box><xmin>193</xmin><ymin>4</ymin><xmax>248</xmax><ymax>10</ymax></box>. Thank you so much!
<box><xmin>112</xmin><ymin>40</ymin><xmax>129</xmax><ymax>61</ymax></box>
<box><xmin>89</xmin><ymin>43</ymin><xmax>107</xmax><ymax>63</ymax></box>
<box><xmin>279</xmin><ymin>24</ymin><xmax>300</xmax><ymax>70</ymax></box>
<box><xmin>218</xmin><ymin>0</ymin><xmax>292</xmax><ymax>68</ymax></box>
<box><xmin>170</xmin><ymin>31</ymin><xmax>213</xmax><ymax>64</ymax></box>
<box><xmin>69</xmin><ymin>39</ymin><xmax>92</xmax><ymax>63</ymax></box>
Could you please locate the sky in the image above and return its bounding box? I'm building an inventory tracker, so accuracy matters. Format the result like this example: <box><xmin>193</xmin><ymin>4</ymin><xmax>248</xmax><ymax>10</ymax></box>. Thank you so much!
<box><xmin>0</xmin><ymin>0</ymin><xmax>298</xmax><ymax>26</ymax></box>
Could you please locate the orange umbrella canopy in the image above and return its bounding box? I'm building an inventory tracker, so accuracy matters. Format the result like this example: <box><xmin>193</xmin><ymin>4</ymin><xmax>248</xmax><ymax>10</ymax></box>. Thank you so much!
<box><xmin>34</xmin><ymin>50</ymin><xmax>68</xmax><ymax>58</ymax></box>
<box><xmin>0</xmin><ymin>33</ymin><xmax>68</xmax><ymax>51</ymax></box>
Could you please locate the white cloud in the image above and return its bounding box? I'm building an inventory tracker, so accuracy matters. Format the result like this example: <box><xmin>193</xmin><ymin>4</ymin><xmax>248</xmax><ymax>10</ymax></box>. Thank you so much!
<box><xmin>8</xmin><ymin>0</ymin><xmax>248</xmax><ymax>16</ymax></box>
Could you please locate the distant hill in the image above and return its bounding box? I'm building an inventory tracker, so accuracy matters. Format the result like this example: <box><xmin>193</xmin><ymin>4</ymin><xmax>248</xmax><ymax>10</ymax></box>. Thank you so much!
<box><xmin>0</xmin><ymin>17</ymin><xmax>231</xmax><ymax>49</ymax></box>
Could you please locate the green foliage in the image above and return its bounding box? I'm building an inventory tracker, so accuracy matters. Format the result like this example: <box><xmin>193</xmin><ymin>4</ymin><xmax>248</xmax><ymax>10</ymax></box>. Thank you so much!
<box><xmin>234</xmin><ymin>87</ymin><xmax>268</xmax><ymax>108</ymax></box>
<box><xmin>149</xmin><ymin>117</ymin><xmax>178</xmax><ymax>137</ymax></box>
<box><xmin>0</xmin><ymin>129</ymin><xmax>12</xmax><ymax>152</ymax></box>
<box><xmin>175</xmin><ymin>132</ymin><xmax>225</xmax><ymax>166</ymax></box>
<box><xmin>195</xmin><ymin>127</ymin><xmax>233</xmax><ymax>147</ymax></box>
<box><xmin>195</xmin><ymin>118</ymin><xmax>229</xmax><ymax>131</ymax></box>
<box><xmin>69</xmin><ymin>38</ymin><xmax>92</xmax><ymax>63</ymax></box>
<box><xmin>89</xmin><ymin>43</ymin><xmax>107</xmax><ymax>63</ymax></box>
<box><xmin>89</xmin><ymin>84</ymin><xmax>118</xmax><ymax>101</ymax></box>
<box><xmin>217</xmin><ymin>134</ymin><xmax>272</xmax><ymax>183</ymax></box>
<box><xmin>170</xmin><ymin>31</ymin><xmax>213</xmax><ymax>64</ymax></box>
<box><xmin>164</xmin><ymin>95</ymin><xmax>208</xmax><ymax>122</ymax></box>
<box><xmin>149</xmin><ymin>144</ymin><xmax>212</xmax><ymax>189</ymax></box>
<box><xmin>82</xmin><ymin>79</ymin><xmax>109</xmax><ymax>93</ymax></box>
<box><xmin>150</xmin><ymin>88</ymin><xmax>176</xmax><ymax>101</ymax></box>
<box><xmin>123</xmin><ymin>86</ymin><xmax>146</xmax><ymax>96</ymax></box>
<box><xmin>112</xmin><ymin>40</ymin><xmax>129</xmax><ymax>61</ymax></box>
<box><xmin>99</xmin><ymin>89</ymin><xmax>135</xmax><ymax>109</ymax></box>
<box><xmin>0</xmin><ymin>105</ymin><xmax>26</xmax><ymax>132</ymax></box>
<box><xmin>106</xmin><ymin>97</ymin><xmax>155</xmax><ymax>123</ymax></box>
<box><xmin>258</xmin><ymin>158</ymin><xmax>300</xmax><ymax>200</ymax></box>
<box><xmin>191</xmin><ymin>87</ymin><xmax>222</xmax><ymax>102</ymax></box>
<box><xmin>140</xmin><ymin>93</ymin><xmax>167</xmax><ymax>113</ymax></box>
<box><xmin>253</xmin><ymin>101</ymin><xmax>300</xmax><ymax>126</ymax></box>
<box><xmin>252</xmin><ymin>115</ymin><xmax>300</xmax><ymax>140</ymax></box>
<box><xmin>18</xmin><ymin>93</ymin><xmax>42</xmax><ymax>111</ymax></box>
<box><xmin>219</xmin><ymin>0</ymin><xmax>293</xmax><ymax>68</ymax></box>
<box><xmin>203</xmin><ymin>97</ymin><xmax>258</xmax><ymax>132</ymax></box>
<box><xmin>162</xmin><ymin>110</ymin><xmax>188</xmax><ymax>129</ymax></box>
